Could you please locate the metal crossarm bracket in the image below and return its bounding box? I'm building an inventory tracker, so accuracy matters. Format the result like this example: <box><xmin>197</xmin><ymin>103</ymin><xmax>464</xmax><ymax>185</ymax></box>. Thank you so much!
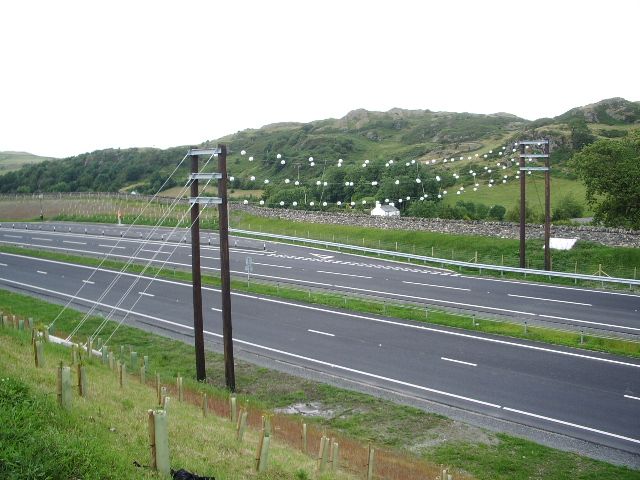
<box><xmin>520</xmin><ymin>154</ymin><xmax>549</xmax><ymax>158</ymax></box>
<box><xmin>189</xmin><ymin>196</ymin><xmax>222</xmax><ymax>205</ymax></box>
<box><xmin>518</xmin><ymin>140</ymin><xmax>549</xmax><ymax>145</ymax></box>
<box><xmin>189</xmin><ymin>173</ymin><xmax>222</xmax><ymax>181</ymax></box>
<box><xmin>188</xmin><ymin>148</ymin><xmax>222</xmax><ymax>156</ymax></box>
<box><xmin>520</xmin><ymin>166</ymin><xmax>550</xmax><ymax>171</ymax></box>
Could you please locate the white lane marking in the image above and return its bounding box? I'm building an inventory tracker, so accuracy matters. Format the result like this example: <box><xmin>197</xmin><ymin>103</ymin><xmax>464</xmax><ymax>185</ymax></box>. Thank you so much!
<box><xmin>211</xmin><ymin>307</ymin><xmax>222</xmax><ymax>312</ymax></box>
<box><xmin>403</xmin><ymin>280</ymin><xmax>470</xmax><ymax>291</ymax></box>
<box><xmin>624</xmin><ymin>394</ymin><xmax>640</xmax><ymax>401</ymax></box>
<box><xmin>37</xmin><ymin>270</ymin><xmax>47</xmax><ymax>275</ymax></box>
<box><xmin>32</xmin><ymin>237</ymin><xmax>52</xmax><ymax>241</ymax></box>
<box><xmin>82</xmin><ymin>280</ymin><xmax>95</xmax><ymax>284</ymax></box>
<box><xmin>539</xmin><ymin>314</ymin><xmax>640</xmax><ymax>333</ymax></box>
<box><xmin>98</xmin><ymin>244</ymin><xmax>126</xmax><ymax>249</ymax></box>
<box><xmin>63</xmin><ymin>240</ymin><xmax>86</xmax><ymax>245</ymax></box>
<box><xmin>508</xmin><ymin>294</ymin><xmax>592</xmax><ymax>307</ymax></box>
<box><xmin>4</xmin><ymin>234</ymin><xmax>22</xmax><ymax>238</ymax></box>
<box><xmin>138</xmin><ymin>292</ymin><xmax>154</xmax><ymax>297</ymax></box>
<box><xmin>308</xmin><ymin>329</ymin><xmax>335</xmax><ymax>337</ymax></box>
<box><xmin>253</xmin><ymin>262</ymin><xmax>292</xmax><ymax>269</ymax></box>
<box><xmin>441</xmin><ymin>357</ymin><xmax>477</xmax><ymax>367</ymax></box>
<box><xmin>317</xmin><ymin>270</ymin><xmax>372</xmax><ymax>279</ymax></box>
<box><xmin>502</xmin><ymin>407</ymin><xmax>640</xmax><ymax>445</ymax></box>
<box><xmin>3</xmin><ymin>253</ymin><xmax>640</xmax><ymax>369</ymax></box>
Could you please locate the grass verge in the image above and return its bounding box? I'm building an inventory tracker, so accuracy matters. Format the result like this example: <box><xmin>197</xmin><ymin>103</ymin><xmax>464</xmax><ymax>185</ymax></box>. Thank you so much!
<box><xmin>1</xmin><ymin>244</ymin><xmax>639</xmax><ymax>359</ymax></box>
<box><xmin>1</xmin><ymin>292</ymin><xmax>639</xmax><ymax>479</ymax></box>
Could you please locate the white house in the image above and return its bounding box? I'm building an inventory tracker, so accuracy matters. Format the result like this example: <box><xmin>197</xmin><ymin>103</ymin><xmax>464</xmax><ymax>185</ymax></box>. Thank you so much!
<box><xmin>371</xmin><ymin>204</ymin><xmax>400</xmax><ymax>217</ymax></box>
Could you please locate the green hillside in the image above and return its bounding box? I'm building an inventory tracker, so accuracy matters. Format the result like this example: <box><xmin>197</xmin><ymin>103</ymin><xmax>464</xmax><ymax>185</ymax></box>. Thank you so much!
<box><xmin>0</xmin><ymin>98</ymin><xmax>638</xmax><ymax>225</ymax></box>
<box><xmin>0</xmin><ymin>151</ymin><xmax>56</xmax><ymax>174</ymax></box>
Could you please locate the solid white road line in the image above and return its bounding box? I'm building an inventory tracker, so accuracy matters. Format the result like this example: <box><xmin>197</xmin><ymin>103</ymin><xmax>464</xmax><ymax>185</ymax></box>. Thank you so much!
<box><xmin>317</xmin><ymin>270</ymin><xmax>372</xmax><ymax>279</ymax></box>
<box><xmin>138</xmin><ymin>292</ymin><xmax>154</xmax><ymax>297</ymax></box>
<box><xmin>508</xmin><ymin>294</ymin><xmax>592</xmax><ymax>306</ymax></box>
<box><xmin>98</xmin><ymin>244</ymin><xmax>126</xmax><ymax>249</ymax></box>
<box><xmin>3</xmin><ymin>253</ymin><xmax>640</xmax><ymax>369</ymax></box>
<box><xmin>441</xmin><ymin>357</ymin><xmax>477</xmax><ymax>367</ymax></box>
<box><xmin>308</xmin><ymin>329</ymin><xmax>335</xmax><ymax>337</ymax></box>
<box><xmin>37</xmin><ymin>270</ymin><xmax>47</xmax><ymax>275</ymax></box>
<box><xmin>63</xmin><ymin>240</ymin><xmax>86</xmax><ymax>245</ymax></box>
<box><xmin>254</xmin><ymin>262</ymin><xmax>292</xmax><ymax>269</ymax></box>
<box><xmin>502</xmin><ymin>407</ymin><xmax>640</xmax><ymax>445</ymax></box>
<box><xmin>403</xmin><ymin>280</ymin><xmax>470</xmax><ymax>291</ymax></box>
<box><xmin>624</xmin><ymin>394</ymin><xmax>640</xmax><ymax>401</ymax></box>
<box><xmin>539</xmin><ymin>314</ymin><xmax>640</xmax><ymax>332</ymax></box>
<box><xmin>82</xmin><ymin>280</ymin><xmax>95</xmax><ymax>284</ymax></box>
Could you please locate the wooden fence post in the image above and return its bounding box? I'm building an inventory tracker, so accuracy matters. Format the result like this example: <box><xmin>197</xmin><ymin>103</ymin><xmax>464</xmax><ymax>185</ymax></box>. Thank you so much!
<box><xmin>367</xmin><ymin>444</ymin><xmax>375</xmax><ymax>480</ymax></box>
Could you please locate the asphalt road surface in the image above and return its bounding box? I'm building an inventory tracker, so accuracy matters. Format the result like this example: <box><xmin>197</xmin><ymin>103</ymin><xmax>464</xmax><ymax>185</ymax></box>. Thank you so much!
<box><xmin>0</xmin><ymin>222</ymin><xmax>639</xmax><ymax>461</ymax></box>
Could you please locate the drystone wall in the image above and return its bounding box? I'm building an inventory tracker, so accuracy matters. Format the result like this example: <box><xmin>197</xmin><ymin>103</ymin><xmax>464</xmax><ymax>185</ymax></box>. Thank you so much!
<box><xmin>231</xmin><ymin>204</ymin><xmax>640</xmax><ymax>248</ymax></box>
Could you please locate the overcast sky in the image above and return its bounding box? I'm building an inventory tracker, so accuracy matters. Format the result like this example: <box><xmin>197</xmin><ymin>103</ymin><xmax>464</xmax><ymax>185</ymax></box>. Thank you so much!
<box><xmin>1</xmin><ymin>0</ymin><xmax>638</xmax><ymax>158</ymax></box>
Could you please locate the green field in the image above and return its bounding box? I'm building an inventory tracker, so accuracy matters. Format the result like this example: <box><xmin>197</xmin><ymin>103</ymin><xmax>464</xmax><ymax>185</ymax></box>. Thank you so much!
<box><xmin>442</xmin><ymin>174</ymin><xmax>591</xmax><ymax>217</ymax></box>
<box><xmin>0</xmin><ymin>151</ymin><xmax>56</xmax><ymax>173</ymax></box>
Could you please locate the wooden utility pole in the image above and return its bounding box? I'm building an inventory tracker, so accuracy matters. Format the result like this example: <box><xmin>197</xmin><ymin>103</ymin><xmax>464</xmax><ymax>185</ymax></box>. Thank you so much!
<box><xmin>519</xmin><ymin>143</ymin><xmax>526</xmax><ymax>268</ymax></box>
<box><xmin>217</xmin><ymin>144</ymin><xmax>236</xmax><ymax>392</ymax></box>
<box><xmin>518</xmin><ymin>139</ymin><xmax>551</xmax><ymax>270</ymax></box>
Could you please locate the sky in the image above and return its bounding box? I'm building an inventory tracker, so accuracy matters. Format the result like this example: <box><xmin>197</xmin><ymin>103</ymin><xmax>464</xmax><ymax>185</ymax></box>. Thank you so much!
<box><xmin>1</xmin><ymin>0</ymin><xmax>638</xmax><ymax>158</ymax></box>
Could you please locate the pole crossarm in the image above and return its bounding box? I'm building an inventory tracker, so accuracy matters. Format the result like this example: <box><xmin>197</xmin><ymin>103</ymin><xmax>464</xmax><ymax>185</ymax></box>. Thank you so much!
<box><xmin>189</xmin><ymin>196</ymin><xmax>222</xmax><ymax>205</ymax></box>
<box><xmin>189</xmin><ymin>173</ymin><xmax>222</xmax><ymax>181</ymax></box>
<box><xmin>188</xmin><ymin>148</ymin><xmax>221</xmax><ymax>156</ymax></box>
<box><xmin>518</xmin><ymin>140</ymin><xmax>550</xmax><ymax>145</ymax></box>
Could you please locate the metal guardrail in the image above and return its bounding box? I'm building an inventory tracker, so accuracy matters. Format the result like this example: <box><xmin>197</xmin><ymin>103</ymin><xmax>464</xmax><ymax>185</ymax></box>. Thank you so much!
<box><xmin>230</xmin><ymin>228</ymin><xmax>640</xmax><ymax>287</ymax></box>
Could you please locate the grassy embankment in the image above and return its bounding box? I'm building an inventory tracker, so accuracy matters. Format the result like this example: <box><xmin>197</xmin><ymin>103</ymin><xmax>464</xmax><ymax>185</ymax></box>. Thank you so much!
<box><xmin>2</xmin><ymin>292</ymin><xmax>639</xmax><ymax>479</ymax></box>
<box><xmin>0</xmin><ymin>321</ymin><xmax>357</xmax><ymax>480</ymax></box>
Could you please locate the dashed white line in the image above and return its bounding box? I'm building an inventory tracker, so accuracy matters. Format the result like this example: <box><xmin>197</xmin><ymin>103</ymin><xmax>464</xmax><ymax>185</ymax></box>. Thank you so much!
<box><xmin>441</xmin><ymin>357</ymin><xmax>477</xmax><ymax>367</ymax></box>
<box><xmin>624</xmin><ymin>394</ymin><xmax>640</xmax><ymax>401</ymax></box>
<box><xmin>307</xmin><ymin>329</ymin><xmax>335</xmax><ymax>337</ymax></box>
<box><xmin>253</xmin><ymin>262</ymin><xmax>292</xmax><ymax>269</ymax></box>
<box><xmin>317</xmin><ymin>270</ymin><xmax>372</xmax><ymax>279</ymax></box>
<box><xmin>63</xmin><ymin>240</ymin><xmax>86</xmax><ymax>245</ymax></box>
<box><xmin>508</xmin><ymin>294</ymin><xmax>592</xmax><ymax>306</ymax></box>
<box><xmin>138</xmin><ymin>292</ymin><xmax>155</xmax><ymax>297</ymax></box>
<box><xmin>36</xmin><ymin>270</ymin><xmax>47</xmax><ymax>275</ymax></box>
<box><xmin>403</xmin><ymin>280</ymin><xmax>470</xmax><ymax>291</ymax></box>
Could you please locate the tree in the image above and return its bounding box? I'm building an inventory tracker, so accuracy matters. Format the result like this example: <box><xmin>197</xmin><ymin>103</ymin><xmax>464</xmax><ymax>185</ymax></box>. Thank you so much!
<box><xmin>572</xmin><ymin>132</ymin><xmax>640</xmax><ymax>229</ymax></box>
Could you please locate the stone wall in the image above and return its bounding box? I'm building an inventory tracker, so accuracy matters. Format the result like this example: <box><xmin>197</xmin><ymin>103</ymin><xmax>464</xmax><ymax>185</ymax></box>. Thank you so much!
<box><xmin>231</xmin><ymin>204</ymin><xmax>640</xmax><ymax>248</ymax></box>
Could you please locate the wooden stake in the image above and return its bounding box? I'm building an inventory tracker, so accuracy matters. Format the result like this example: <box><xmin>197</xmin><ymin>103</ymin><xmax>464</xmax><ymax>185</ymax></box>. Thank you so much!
<box><xmin>302</xmin><ymin>423</ymin><xmax>307</xmax><ymax>453</ymax></box>
<box><xmin>35</xmin><ymin>340</ymin><xmax>44</xmax><ymax>368</ymax></box>
<box><xmin>148</xmin><ymin>410</ymin><xmax>157</xmax><ymax>470</ymax></box>
<box><xmin>367</xmin><ymin>444</ymin><xmax>375</xmax><ymax>480</ymax></box>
